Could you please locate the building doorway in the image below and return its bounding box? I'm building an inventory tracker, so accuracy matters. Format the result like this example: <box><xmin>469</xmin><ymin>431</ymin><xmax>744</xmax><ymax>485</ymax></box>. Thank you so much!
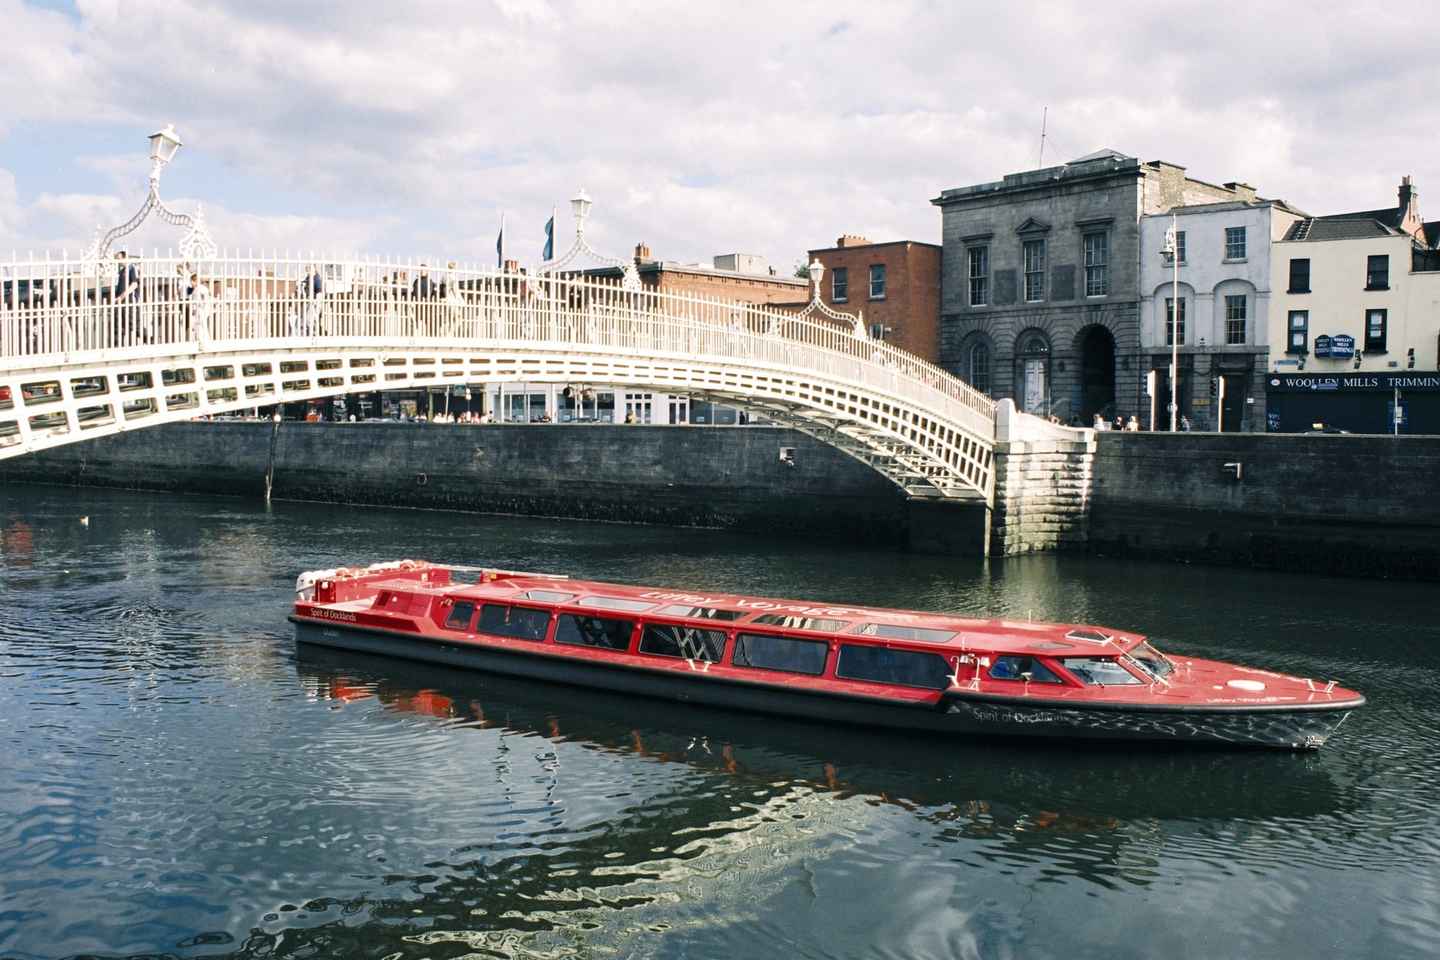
<box><xmin>1016</xmin><ymin>331</ymin><xmax>1051</xmax><ymax>415</ymax></box>
<box><xmin>1079</xmin><ymin>325</ymin><xmax>1116</xmax><ymax>422</ymax></box>
<box><xmin>1218</xmin><ymin>374</ymin><xmax>1248</xmax><ymax>432</ymax></box>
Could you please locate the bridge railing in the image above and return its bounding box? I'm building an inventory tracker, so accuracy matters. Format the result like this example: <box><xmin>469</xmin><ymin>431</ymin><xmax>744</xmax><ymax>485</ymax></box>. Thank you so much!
<box><xmin>1</xmin><ymin>252</ymin><xmax>995</xmax><ymax>432</ymax></box>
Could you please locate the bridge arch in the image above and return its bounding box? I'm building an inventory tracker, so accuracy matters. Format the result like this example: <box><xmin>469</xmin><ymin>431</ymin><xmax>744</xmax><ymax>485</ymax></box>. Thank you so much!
<box><xmin>0</xmin><ymin>254</ymin><xmax>998</xmax><ymax>501</ymax></box>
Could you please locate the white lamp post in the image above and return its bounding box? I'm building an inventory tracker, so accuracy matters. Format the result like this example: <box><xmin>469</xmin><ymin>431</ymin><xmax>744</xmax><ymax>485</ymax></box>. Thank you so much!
<box><xmin>536</xmin><ymin>187</ymin><xmax>638</xmax><ymax>289</ymax></box>
<box><xmin>1161</xmin><ymin>212</ymin><xmax>1180</xmax><ymax>431</ymax></box>
<box><xmin>88</xmin><ymin>124</ymin><xmax>215</xmax><ymax>261</ymax></box>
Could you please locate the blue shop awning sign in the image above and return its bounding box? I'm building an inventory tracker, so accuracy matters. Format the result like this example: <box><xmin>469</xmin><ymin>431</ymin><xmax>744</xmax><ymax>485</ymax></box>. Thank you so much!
<box><xmin>1313</xmin><ymin>334</ymin><xmax>1332</xmax><ymax>357</ymax></box>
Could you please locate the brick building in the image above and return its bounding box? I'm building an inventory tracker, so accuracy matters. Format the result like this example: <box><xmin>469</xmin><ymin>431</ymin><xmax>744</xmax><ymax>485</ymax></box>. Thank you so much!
<box><xmin>585</xmin><ymin>244</ymin><xmax>809</xmax><ymax>305</ymax></box>
<box><xmin>807</xmin><ymin>235</ymin><xmax>942</xmax><ymax>364</ymax></box>
<box><xmin>932</xmin><ymin>149</ymin><xmax>1257</xmax><ymax>424</ymax></box>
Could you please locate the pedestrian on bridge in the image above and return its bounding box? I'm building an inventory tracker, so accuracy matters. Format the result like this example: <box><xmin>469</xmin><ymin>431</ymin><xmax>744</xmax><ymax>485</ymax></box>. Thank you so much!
<box><xmin>114</xmin><ymin>251</ymin><xmax>141</xmax><ymax>345</ymax></box>
<box><xmin>187</xmin><ymin>271</ymin><xmax>212</xmax><ymax>349</ymax></box>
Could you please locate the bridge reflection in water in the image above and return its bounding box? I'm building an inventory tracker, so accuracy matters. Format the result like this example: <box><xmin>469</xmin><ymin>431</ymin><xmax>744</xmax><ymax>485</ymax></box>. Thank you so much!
<box><xmin>0</xmin><ymin>253</ymin><xmax>996</xmax><ymax>499</ymax></box>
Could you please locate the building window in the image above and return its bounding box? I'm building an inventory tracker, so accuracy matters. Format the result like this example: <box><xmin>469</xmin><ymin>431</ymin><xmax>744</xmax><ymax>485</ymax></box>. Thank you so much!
<box><xmin>1224</xmin><ymin>294</ymin><xmax>1247</xmax><ymax>345</ymax></box>
<box><xmin>1224</xmin><ymin>226</ymin><xmax>1247</xmax><ymax>260</ymax></box>
<box><xmin>1288</xmin><ymin>258</ymin><xmax>1310</xmax><ymax>293</ymax></box>
<box><xmin>831</xmin><ymin>267</ymin><xmax>848</xmax><ymax>302</ymax></box>
<box><xmin>967</xmin><ymin>247</ymin><xmax>988</xmax><ymax>306</ymax></box>
<box><xmin>1366</xmin><ymin>255</ymin><xmax>1389</xmax><ymax>290</ymax></box>
<box><xmin>968</xmin><ymin>341</ymin><xmax>991</xmax><ymax>394</ymax></box>
<box><xmin>1083</xmin><ymin>232</ymin><xmax>1108</xmax><ymax>296</ymax></box>
<box><xmin>1288</xmin><ymin>310</ymin><xmax>1309</xmax><ymax>354</ymax></box>
<box><xmin>868</xmin><ymin>264</ymin><xmax>886</xmax><ymax>299</ymax></box>
<box><xmin>1165</xmin><ymin>297</ymin><xmax>1186</xmax><ymax>346</ymax></box>
<box><xmin>1366</xmin><ymin>309</ymin><xmax>1388</xmax><ymax>352</ymax></box>
<box><xmin>1023</xmin><ymin>239</ymin><xmax>1046</xmax><ymax>301</ymax></box>
<box><xmin>1162</xmin><ymin>229</ymin><xmax>1187</xmax><ymax>264</ymax></box>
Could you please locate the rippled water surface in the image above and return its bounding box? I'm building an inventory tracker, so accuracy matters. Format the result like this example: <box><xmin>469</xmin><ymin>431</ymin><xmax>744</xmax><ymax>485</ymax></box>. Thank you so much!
<box><xmin>2</xmin><ymin>485</ymin><xmax>1438</xmax><ymax>959</ymax></box>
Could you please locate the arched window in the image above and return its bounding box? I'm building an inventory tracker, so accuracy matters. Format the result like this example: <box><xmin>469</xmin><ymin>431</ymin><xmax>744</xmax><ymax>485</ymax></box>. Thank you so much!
<box><xmin>968</xmin><ymin>342</ymin><xmax>991</xmax><ymax>395</ymax></box>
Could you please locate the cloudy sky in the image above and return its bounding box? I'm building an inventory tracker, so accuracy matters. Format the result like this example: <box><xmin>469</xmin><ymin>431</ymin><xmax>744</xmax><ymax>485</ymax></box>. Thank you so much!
<box><xmin>1</xmin><ymin>0</ymin><xmax>1435</xmax><ymax>269</ymax></box>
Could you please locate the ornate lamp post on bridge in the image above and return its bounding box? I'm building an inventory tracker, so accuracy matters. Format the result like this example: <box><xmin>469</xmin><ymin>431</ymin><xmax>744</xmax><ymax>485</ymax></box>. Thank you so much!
<box><xmin>85</xmin><ymin>124</ymin><xmax>216</xmax><ymax>263</ymax></box>
<box><xmin>534</xmin><ymin>188</ymin><xmax>640</xmax><ymax>289</ymax></box>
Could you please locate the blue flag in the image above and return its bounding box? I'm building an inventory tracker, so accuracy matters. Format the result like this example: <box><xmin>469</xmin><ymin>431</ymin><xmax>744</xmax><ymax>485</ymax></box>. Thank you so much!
<box><xmin>496</xmin><ymin>212</ymin><xmax>505</xmax><ymax>268</ymax></box>
<box><xmin>542</xmin><ymin>214</ymin><xmax>554</xmax><ymax>261</ymax></box>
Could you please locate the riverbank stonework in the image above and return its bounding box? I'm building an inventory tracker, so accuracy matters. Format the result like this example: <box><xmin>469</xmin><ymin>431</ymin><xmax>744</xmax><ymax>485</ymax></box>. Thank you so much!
<box><xmin>0</xmin><ymin>421</ymin><xmax>987</xmax><ymax>552</ymax></box>
<box><xmin>1086</xmin><ymin>432</ymin><xmax>1440</xmax><ymax>580</ymax></box>
<box><xmin>5</xmin><ymin>421</ymin><xmax>1437</xmax><ymax>578</ymax></box>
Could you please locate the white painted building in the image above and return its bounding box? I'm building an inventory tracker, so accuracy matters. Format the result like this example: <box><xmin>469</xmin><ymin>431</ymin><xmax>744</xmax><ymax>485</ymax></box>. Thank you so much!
<box><xmin>1140</xmin><ymin>197</ymin><xmax>1305</xmax><ymax>430</ymax></box>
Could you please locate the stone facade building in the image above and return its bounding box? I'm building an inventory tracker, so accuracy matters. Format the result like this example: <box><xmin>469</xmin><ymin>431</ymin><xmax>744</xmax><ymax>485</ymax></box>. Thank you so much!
<box><xmin>932</xmin><ymin>150</ymin><xmax>1260</xmax><ymax>425</ymax></box>
<box><xmin>807</xmin><ymin>235</ymin><xmax>942</xmax><ymax>363</ymax></box>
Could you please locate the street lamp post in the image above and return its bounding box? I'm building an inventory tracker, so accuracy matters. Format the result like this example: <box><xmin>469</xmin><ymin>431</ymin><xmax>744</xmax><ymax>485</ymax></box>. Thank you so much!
<box><xmin>86</xmin><ymin>124</ymin><xmax>216</xmax><ymax>262</ymax></box>
<box><xmin>534</xmin><ymin>187</ymin><xmax>639</xmax><ymax>289</ymax></box>
<box><xmin>1162</xmin><ymin>212</ymin><xmax>1180</xmax><ymax>431</ymax></box>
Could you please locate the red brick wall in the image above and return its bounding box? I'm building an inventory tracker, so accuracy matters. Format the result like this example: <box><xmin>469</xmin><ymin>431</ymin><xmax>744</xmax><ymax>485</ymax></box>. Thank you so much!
<box><xmin>809</xmin><ymin>241</ymin><xmax>942</xmax><ymax>363</ymax></box>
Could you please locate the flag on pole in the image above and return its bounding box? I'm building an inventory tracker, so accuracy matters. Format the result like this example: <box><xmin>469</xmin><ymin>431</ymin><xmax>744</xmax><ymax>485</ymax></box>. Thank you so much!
<box><xmin>496</xmin><ymin>212</ymin><xmax>506</xmax><ymax>268</ymax></box>
<box><xmin>542</xmin><ymin>207</ymin><xmax>556</xmax><ymax>261</ymax></box>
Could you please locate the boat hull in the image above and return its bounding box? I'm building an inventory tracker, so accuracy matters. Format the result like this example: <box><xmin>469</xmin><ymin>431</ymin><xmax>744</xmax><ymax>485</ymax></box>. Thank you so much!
<box><xmin>292</xmin><ymin>620</ymin><xmax>1356</xmax><ymax>750</ymax></box>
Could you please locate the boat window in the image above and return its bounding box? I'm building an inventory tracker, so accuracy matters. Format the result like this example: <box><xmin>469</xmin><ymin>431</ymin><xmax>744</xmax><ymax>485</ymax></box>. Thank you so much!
<box><xmin>857</xmin><ymin>623</ymin><xmax>956</xmax><ymax>644</ymax></box>
<box><xmin>556</xmin><ymin>614</ymin><xmax>634</xmax><ymax>651</ymax></box>
<box><xmin>444</xmin><ymin>600</ymin><xmax>476</xmax><ymax>631</ymax></box>
<box><xmin>575</xmin><ymin>596</ymin><xmax>656</xmax><ymax>613</ymax></box>
<box><xmin>639</xmin><ymin>624</ymin><xmax>727</xmax><ymax>662</ymax></box>
<box><xmin>836</xmin><ymin>645</ymin><xmax>952</xmax><ymax>690</ymax></box>
<box><xmin>477</xmin><ymin>604</ymin><xmax>550</xmax><ymax>641</ymax></box>
<box><xmin>988</xmin><ymin>655</ymin><xmax>1063</xmax><ymax>683</ymax></box>
<box><xmin>1060</xmin><ymin>657</ymin><xmax>1143</xmax><ymax>685</ymax></box>
<box><xmin>524</xmin><ymin>589</ymin><xmax>574</xmax><ymax>603</ymax></box>
<box><xmin>1128</xmin><ymin>642</ymin><xmax>1175</xmax><ymax>679</ymax></box>
<box><xmin>655</xmin><ymin>604</ymin><xmax>746</xmax><ymax>621</ymax></box>
<box><xmin>733</xmin><ymin>633</ymin><xmax>828</xmax><ymax>675</ymax></box>
<box><xmin>751</xmin><ymin>613</ymin><xmax>849</xmax><ymax>633</ymax></box>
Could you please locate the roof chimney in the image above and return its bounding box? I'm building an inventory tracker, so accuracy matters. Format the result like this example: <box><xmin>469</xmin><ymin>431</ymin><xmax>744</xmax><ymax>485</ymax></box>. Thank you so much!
<box><xmin>1400</xmin><ymin>176</ymin><xmax>1417</xmax><ymax>214</ymax></box>
<box><xmin>1224</xmin><ymin>181</ymin><xmax>1257</xmax><ymax>203</ymax></box>
<box><xmin>634</xmin><ymin>242</ymin><xmax>652</xmax><ymax>261</ymax></box>
<box><xmin>836</xmin><ymin>234</ymin><xmax>870</xmax><ymax>248</ymax></box>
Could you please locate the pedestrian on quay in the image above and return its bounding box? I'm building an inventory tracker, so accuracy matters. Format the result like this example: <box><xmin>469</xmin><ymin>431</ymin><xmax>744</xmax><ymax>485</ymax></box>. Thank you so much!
<box><xmin>1125</xmin><ymin>416</ymin><xmax>1139</xmax><ymax>432</ymax></box>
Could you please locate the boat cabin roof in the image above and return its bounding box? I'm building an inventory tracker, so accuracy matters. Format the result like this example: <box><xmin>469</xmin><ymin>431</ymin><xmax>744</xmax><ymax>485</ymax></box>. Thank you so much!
<box><xmin>396</xmin><ymin>574</ymin><xmax>1147</xmax><ymax>657</ymax></box>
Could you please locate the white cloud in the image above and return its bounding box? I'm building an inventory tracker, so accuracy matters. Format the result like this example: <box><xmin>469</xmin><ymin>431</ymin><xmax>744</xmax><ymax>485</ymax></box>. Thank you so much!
<box><xmin>0</xmin><ymin>0</ymin><xmax>1436</xmax><ymax>264</ymax></box>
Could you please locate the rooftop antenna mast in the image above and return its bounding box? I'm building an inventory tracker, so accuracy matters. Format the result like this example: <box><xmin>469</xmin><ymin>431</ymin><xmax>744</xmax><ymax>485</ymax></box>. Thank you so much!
<box><xmin>1037</xmin><ymin>106</ymin><xmax>1048</xmax><ymax>168</ymax></box>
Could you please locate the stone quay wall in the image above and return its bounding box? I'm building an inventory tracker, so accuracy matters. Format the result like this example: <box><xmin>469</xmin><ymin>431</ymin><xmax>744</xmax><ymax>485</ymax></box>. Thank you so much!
<box><xmin>1086</xmin><ymin>432</ymin><xmax>1440</xmax><ymax>580</ymax></box>
<box><xmin>0</xmin><ymin>422</ymin><xmax>989</xmax><ymax>553</ymax></box>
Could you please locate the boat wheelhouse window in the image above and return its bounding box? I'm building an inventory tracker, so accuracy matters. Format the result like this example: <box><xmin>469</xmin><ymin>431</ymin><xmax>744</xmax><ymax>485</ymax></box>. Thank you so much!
<box><xmin>524</xmin><ymin>589</ymin><xmax>574</xmax><ymax>603</ymax></box>
<box><xmin>732</xmin><ymin>633</ymin><xmax>828</xmax><ymax>676</ymax></box>
<box><xmin>556</xmin><ymin>614</ymin><xmax>634</xmax><ymax>651</ymax></box>
<box><xmin>655</xmin><ymin>604</ymin><xmax>746</xmax><ymax>621</ymax></box>
<box><xmin>639</xmin><ymin>624</ymin><xmax>727</xmax><ymax>662</ymax></box>
<box><xmin>836</xmin><ymin>645</ymin><xmax>952</xmax><ymax>690</ymax></box>
<box><xmin>444</xmin><ymin>600</ymin><xmax>476</xmax><ymax>631</ymax></box>
<box><xmin>751</xmin><ymin>613</ymin><xmax>849</xmax><ymax>633</ymax></box>
<box><xmin>1128</xmin><ymin>642</ymin><xmax>1175</xmax><ymax>679</ymax></box>
<box><xmin>575</xmin><ymin>596</ymin><xmax>656</xmax><ymax>613</ymax></box>
<box><xmin>477</xmin><ymin>604</ymin><xmax>550</xmax><ymax>641</ymax></box>
<box><xmin>1060</xmin><ymin>657</ymin><xmax>1143</xmax><ymax>685</ymax></box>
<box><xmin>857</xmin><ymin>623</ymin><xmax>957</xmax><ymax>645</ymax></box>
<box><xmin>987</xmin><ymin>655</ymin><xmax>1063</xmax><ymax>683</ymax></box>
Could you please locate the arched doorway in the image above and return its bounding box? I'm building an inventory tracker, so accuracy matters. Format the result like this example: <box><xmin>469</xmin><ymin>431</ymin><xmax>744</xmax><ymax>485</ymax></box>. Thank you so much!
<box><xmin>1015</xmin><ymin>330</ymin><xmax>1051</xmax><ymax>415</ymax></box>
<box><xmin>1079</xmin><ymin>325</ymin><xmax>1116</xmax><ymax>422</ymax></box>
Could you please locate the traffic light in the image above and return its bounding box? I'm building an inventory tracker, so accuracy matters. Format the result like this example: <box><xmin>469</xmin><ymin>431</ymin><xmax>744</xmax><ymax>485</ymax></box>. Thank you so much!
<box><xmin>1408</xmin><ymin>348</ymin><xmax>1416</xmax><ymax>369</ymax></box>
<box><xmin>1209</xmin><ymin>376</ymin><xmax>1218</xmax><ymax>398</ymax></box>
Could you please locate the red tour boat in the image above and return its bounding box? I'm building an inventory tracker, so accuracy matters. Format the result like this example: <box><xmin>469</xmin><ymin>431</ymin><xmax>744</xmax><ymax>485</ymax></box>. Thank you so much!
<box><xmin>289</xmin><ymin>561</ymin><xmax>1365</xmax><ymax>750</ymax></box>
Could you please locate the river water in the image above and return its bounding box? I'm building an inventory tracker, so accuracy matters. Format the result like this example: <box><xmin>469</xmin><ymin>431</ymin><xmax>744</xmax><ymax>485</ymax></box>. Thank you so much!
<box><xmin>1</xmin><ymin>484</ymin><xmax>1437</xmax><ymax>959</ymax></box>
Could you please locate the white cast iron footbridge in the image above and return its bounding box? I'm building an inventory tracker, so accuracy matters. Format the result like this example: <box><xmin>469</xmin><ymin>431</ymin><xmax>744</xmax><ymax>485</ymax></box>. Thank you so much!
<box><xmin>0</xmin><ymin>253</ymin><xmax>997</xmax><ymax>500</ymax></box>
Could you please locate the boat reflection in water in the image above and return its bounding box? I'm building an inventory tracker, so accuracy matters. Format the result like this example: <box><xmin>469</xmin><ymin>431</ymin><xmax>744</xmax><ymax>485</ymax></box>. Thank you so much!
<box><xmin>293</xmin><ymin>645</ymin><xmax>1353</xmax><ymax>843</ymax></box>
